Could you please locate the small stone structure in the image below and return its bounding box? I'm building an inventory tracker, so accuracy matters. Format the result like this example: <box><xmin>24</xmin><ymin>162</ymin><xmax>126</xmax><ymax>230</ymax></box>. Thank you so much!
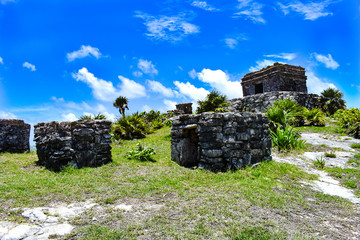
<box><xmin>171</xmin><ymin>112</ymin><xmax>272</xmax><ymax>171</ymax></box>
<box><xmin>242</xmin><ymin>62</ymin><xmax>307</xmax><ymax>96</ymax></box>
<box><xmin>34</xmin><ymin>120</ymin><xmax>112</xmax><ymax>171</ymax></box>
<box><xmin>228</xmin><ymin>91</ymin><xmax>321</xmax><ymax>113</ymax></box>
<box><xmin>0</xmin><ymin>119</ymin><xmax>30</xmax><ymax>153</ymax></box>
<box><xmin>173</xmin><ymin>103</ymin><xmax>193</xmax><ymax>115</ymax></box>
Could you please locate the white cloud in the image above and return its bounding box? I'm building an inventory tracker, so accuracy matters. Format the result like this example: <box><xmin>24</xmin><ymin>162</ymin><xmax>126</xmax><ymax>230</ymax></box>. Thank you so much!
<box><xmin>62</xmin><ymin>113</ymin><xmax>77</xmax><ymax>121</ymax></box>
<box><xmin>133</xmin><ymin>71</ymin><xmax>143</xmax><ymax>78</ymax></box>
<box><xmin>197</xmin><ymin>69</ymin><xmax>243</xmax><ymax>99</ymax></box>
<box><xmin>67</xmin><ymin>45</ymin><xmax>102</xmax><ymax>62</ymax></box>
<box><xmin>72</xmin><ymin>67</ymin><xmax>118</xmax><ymax>101</ymax></box>
<box><xmin>191</xmin><ymin>1</ymin><xmax>219</xmax><ymax>12</ymax></box>
<box><xmin>118</xmin><ymin>75</ymin><xmax>147</xmax><ymax>99</ymax></box>
<box><xmin>278</xmin><ymin>0</ymin><xmax>336</xmax><ymax>20</ymax></box>
<box><xmin>23</xmin><ymin>62</ymin><xmax>36</xmax><ymax>71</ymax></box>
<box><xmin>0</xmin><ymin>57</ymin><xmax>3</xmax><ymax>64</ymax></box>
<box><xmin>224</xmin><ymin>38</ymin><xmax>238</xmax><ymax>49</ymax></box>
<box><xmin>135</xmin><ymin>12</ymin><xmax>200</xmax><ymax>42</ymax></box>
<box><xmin>147</xmin><ymin>80</ymin><xmax>175</xmax><ymax>97</ymax></box>
<box><xmin>249</xmin><ymin>59</ymin><xmax>276</xmax><ymax>72</ymax></box>
<box><xmin>138</xmin><ymin>59</ymin><xmax>158</xmax><ymax>75</ymax></box>
<box><xmin>234</xmin><ymin>0</ymin><xmax>265</xmax><ymax>24</ymax></box>
<box><xmin>174</xmin><ymin>81</ymin><xmax>209</xmax><ymax>101</ymax></box>
<box><xmin>188</xmin><ymin>69</ymin><xmax>197</xmax><ymax>79</ymax></box>
<box><xmin>313</xmin><ymin>53</ymin><xmax>339</xmax><ymax>70</ymax></box>
<box><xmin>306</xmin><ymin>71</ymin><xmax>336</xmax><ymax>94</ymax></box>
<box><xmin>1</xmin><ymin>0</ymin><xmax>15</xmax><ymax>4</ymax></box>
<box><xmin>264</xmin><ymin>53</ymin><xmax>297</xmax><ymax>61</ymax></box>
<box><xmin>142</xmin><ymin>105</ymin><xmax>152</xmax><ymax>112</ymax></box>
<box><xmin>163</xmin><ymin>99</ymin><xmax>177</xmax><ymax>111</ymax></box>
<box><xmin>0</xmin><ymin>111</ymin><xmax>17</xmax><ymax>119</ymax></box>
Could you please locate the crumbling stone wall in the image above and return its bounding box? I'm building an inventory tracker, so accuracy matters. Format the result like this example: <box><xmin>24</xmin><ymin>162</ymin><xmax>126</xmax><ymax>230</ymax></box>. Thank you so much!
<box><xmin>0</xmin><ymin>119</ymin><xmax>30</xmax><ymax>153</ymax></box>
<box><xmin>173</xmin><ymin>103</ymin><xmax>193</xmax><ymax>115</ymax></box>
<box><xmin>171</xmin><ymin>112</ymin><xmax>272</xmax><ymax>171</ymax></box>
<box><xmin>34</xmin><ymin>120</ymin><xmax>112</xmax><ymax>171</ymax></box>
<box><xmin>228</xmin><ymin>91</ymin><xmax>321</xmax><ymax>113</ymax></box>
<box><xmin>241</xmin><ymin>63</ymin><xmax>307</xmax><ymax>96</ymax></box>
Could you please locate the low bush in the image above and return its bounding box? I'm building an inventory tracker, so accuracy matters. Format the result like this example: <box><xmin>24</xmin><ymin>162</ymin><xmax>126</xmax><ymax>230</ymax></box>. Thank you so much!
<box><xmin>334</xmin><ymin>108</ymin><xmax>360</xmax><ymax>139</ymax></box>
<box><xmin>351</xmin><ymin>143</ymin><xmax>360</xmax><ymax>149</ymax></box>
<box><xmin>127</xmin><ymin>142</ymin><xmax>156</xmax><ymax>162</ymax></box>
<box><xmin>270</xmin><ymin>125</ymin><xmax>306</xmax><ymax>151</ymax></box>
<box><xmin>303</xmin><ymin>108</ymin><xmax>326</xmax><ymax>126</ymax></box>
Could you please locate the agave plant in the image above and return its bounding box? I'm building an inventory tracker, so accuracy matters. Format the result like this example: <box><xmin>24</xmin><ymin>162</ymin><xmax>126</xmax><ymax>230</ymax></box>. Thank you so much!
<box><xmin>270</xmin><ymin>125</ymin><xmax>306</xmax><ymax>151</ymax></box>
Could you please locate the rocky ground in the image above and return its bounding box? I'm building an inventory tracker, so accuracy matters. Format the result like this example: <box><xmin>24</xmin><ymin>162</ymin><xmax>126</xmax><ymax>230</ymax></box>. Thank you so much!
<box><xmin>1</xmin><ymin>131</ymin><xmax>360</xmax><ymax>240</ymax></box>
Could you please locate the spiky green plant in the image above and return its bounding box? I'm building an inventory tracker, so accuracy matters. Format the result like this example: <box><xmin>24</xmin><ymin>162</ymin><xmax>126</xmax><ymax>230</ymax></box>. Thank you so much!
<box><xmin>113</xmin><ymin>114</ymin><xmax>150</xmax><ymax>140</ymax></box>
<box><xmin>303</xmin><ymin>108</ymin><xmax>326</xmax><ymax>126</ymax></box>
<box><xmin>196</xmin><ymin>91</ymin><xmax>229</xmax><ymax>114</ymax></box>
<box><xmin>270</xmin><ymin>125</ymin><xmax>306</xmax><ymax>151</ymax></box>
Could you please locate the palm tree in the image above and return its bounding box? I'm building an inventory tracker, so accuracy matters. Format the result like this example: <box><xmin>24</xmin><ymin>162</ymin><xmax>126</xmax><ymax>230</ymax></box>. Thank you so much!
<box><xmin>113</xmin><ymin>96</ymin><xmax>129</xmax><ymax>118</ymax></box>
<box><xmin>320</xmin><ymin>88</ymin><xmax>346</xmax><ymax>116</ymax></box>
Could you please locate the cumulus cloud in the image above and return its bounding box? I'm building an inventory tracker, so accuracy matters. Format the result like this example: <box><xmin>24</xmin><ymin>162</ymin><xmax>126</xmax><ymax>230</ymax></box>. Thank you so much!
<box><xmin>23</xmin><ymin>62</ymin><xmax>36</xmax><ymax>71</ymax></box>
<box><xmin>67</xmin><ymin>45</ymin><xmax>102</xmax><ymax>62</ymax></box>
<box><xmin>72</xmin><ymin>67</ymin><xmax>146</xmax><ymax>101</ymax></box>
<box><xmin>0</xmin><ymin>57</ymin><xmax>3</xmax><ymax>64</ymax></box>
<box><xmin>174</xmin><ymin>81</ymin><xmax>209</xmax><ymax>101</ymax></box>
<box><xmin>188</xmin><ymin>69</ymin><xmax>197</xmax><ymax>79</ymax></box>
<box><xmin>138</xmin><ymin>59</ymin><xmax>158</xmax><ymax>75</ymax></box>
<box><xmin>264</xmin><ymin>53</ymin><xmax>297</xmax><ymax>61</ymax></box>
<box><xmin>234</xmin><ymin>0</ymin><xmax>265</xmax><ymax>24</ymax></box>
<box><xmin>147</xmin><ymin>80</ymin><xmax>176</xmax><ymax>97</ymax></box>
<box><xmin>278</xmin><ymin>0</ymin><xmax>337</xmax><ymax>20</ymax></box>
<box><xmin>197</xmin><ymin>69</ymin><xmax>243</xmax><ymax>98</ymax></box>
<box><xmin>224</xmin><ymin>38</ymin><xmax>238</xmax><ymax>49</ymax></box>
<box><xmin>163</xmin><ymin>99</ymin><xmax>177</xmax><ymax>111</ymax></box>
<box><xmin>135</xmin><ymin>12</ymin><xmax>200</xmax><ymax>42</ymax></box>
<box><xmin>132</xmin><ymin>71</ymin><xmax>143</xmax><ymax>78</ymax></box>
<box><xmin>62</xmin><ymin>113</ymin><xmax>77</xmax><ymax>121</ymax></box>
<box><xmin>307</xmin><ymin>71</ymin><xmax>336</xmax><ymax>94</ymax></box>
<box><xmin>72</xmin><ymin>67</ymin><xmax>118</xmax><ymax>101</ymax></box>
<box><xmin>249</xmin><ymin>59</ymin><xmax>276</xmax><ymax>72</ymax></box>
<box><xmin>313</xmin><ymin>53</ymin><xmax>339</xmax><ymax>70</ymax></box>
<box><xmin>0</xmin><ymin>111</ymin><xmax>17</xmax><ymax>119</ymax></box>
<box><xmin>191</xmin><ymin>1</ymin><xmax>219</xmax><ymax>12</ymax></box>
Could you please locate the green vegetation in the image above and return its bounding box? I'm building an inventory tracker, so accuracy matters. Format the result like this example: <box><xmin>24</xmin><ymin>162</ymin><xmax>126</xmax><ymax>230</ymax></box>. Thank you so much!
<box><xmin>324</xmin><ymin>152</ymin><xmax>336</xmax><ymax>158</ymax></box>
<box><xmin>351</xmin><ymin>143</ymin><xmax>360</xmax><ymax>149</ymax></box>
<box><xmin>270</xmin><ymin>125</ymin><xmax>306</xmax><ymax>151</ymax></box>
<box><xmin>303</xmin><ymin>108</ymin><xmax>326</xmax><ymax>126</ymax></box>
<box><xmin>113</xmin><ymin>96</ymin><xmax>129</xmax><ymax>118</ymax></box>
<box><xmin>313</xmin><ymin>156</ymin><xmax>326</xmax><ymax>169</ymax></box>
<box><xmin>79</xmin><ymin>113</ymin><xmax>107</xmax><ymax>120</ymax></box>
<box><xmin>295</xmin><ymin>125</ymin><xmax>345</xmax><ymax>135</ymax></box>
<box><xmin>196</xmin><ymin>90</ymin><xmax>229</xmax><ymax>114</ymax></box>
<box><xmin>127</xmin><ymin>142</ymin><xmax>156</xmax><ymax>162</ymax></box>
<box><xmin>320</xmin><ymin>88</ymin><xmax>346</xmax><ymax>116</ymax></box>
<box><xmin>326</xmin><ymin>167</ymin><xmax>360</xmax><ymax>197</ymax></box>
<box><xmin>334</xmin><ymin>108</ymin><xmax>360</xmax><ymax>139</ymax></box>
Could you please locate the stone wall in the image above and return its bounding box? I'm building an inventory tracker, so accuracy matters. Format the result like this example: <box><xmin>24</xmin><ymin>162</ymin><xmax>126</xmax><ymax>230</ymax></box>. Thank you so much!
<box><xmin>173</xmin><ymin>103</ymin><xmax>193</xmax><ymax>115</ymax></box>
<box><xmin>171</xmin><ymin>112</ymin><xmax>272</xmax><ymax>172</ymax></box>
<box><xmin>241</xmin><ymin>63</ymin><xmax>307</xmax><ymax>96</ymax></box>
<box><xmin>34</xmin><ymin>120</ymin><xmax>112</xmax><ymax>171</ymax></box>
<box><xmin>228</xmin><ymin>91</ymin><xmax>321</xmax><ymax>113</ymax></box>
<box><xmin>0</xmin><ymin>119</ymin><xmax>30</xmax><ymax>153</ymax></box>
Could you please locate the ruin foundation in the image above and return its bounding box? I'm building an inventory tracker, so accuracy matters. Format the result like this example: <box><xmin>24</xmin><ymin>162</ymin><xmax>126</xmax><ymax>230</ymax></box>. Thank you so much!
<box><xmin>34</xmin><ymin>120</ymin><xmax>112</xmax><ymax>171</ymax></box>
<box><xmin>0</xmin><ymin>119</ymin><xmax>30</xmax><ymax>153</ymax></box>
<box><xmin>228</xmin><ymin>91</ymin><xmax>321</xmax><ymax>113</ymax></box>
<box><xmin>171</xmin><ymin>112</ymin><xmax>272</xmax><ymax>171</ymax></box>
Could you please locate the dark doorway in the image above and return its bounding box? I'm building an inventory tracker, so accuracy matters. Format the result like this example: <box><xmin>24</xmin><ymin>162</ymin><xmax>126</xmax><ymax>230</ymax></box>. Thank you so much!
<box><xmin>255</xmin><ymin>83</ymin><xmax>263</xmax><ymax>94</ymax></box>
<box><xmin>179</xmin><ymin>128</ymin><xmax>200</xmax><ymax>167</ymax></box>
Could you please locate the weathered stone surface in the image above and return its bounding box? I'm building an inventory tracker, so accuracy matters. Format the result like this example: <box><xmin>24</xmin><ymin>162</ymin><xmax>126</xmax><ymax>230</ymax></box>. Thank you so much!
<box><xmin>34</xmin><ymin>120</ymin><xmax>112</xmax><ymax>171</ymax></box>
<box><xmin>242</xmin><ymin>62</ymin><xmax>307</xmax><ymax>96</ymax></box>
<box><xmin>173</xmin><ymin>103</ymin><xmax>193</xmax><ymax>115</ymax></box>
<box><xmin>228</xmin><ymin>91</ymin><xmax>321</xmax><ymax>113</ymax></box>
<box><xmin>171</xmin><ymin>112</ymin><xmax>272</xmax><ymax>172</ymax></box>
<box><xmin>0</xmin><ymin>119</ymin><xmax>30</xmax><ymax>153</ymax></box>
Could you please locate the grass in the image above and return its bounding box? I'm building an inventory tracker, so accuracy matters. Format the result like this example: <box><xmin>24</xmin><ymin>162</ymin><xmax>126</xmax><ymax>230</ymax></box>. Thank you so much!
<box><xmin>0</xmin><ymin>127</ymin><xmax>356</xmax><ymax>239</ymax></box>
<box><xmin>295</xmin><ymin>126</ymin><xmax>345</xmax><ymax>135</ymax></box>
<box><xmin>313</xmin><ymin>156</ymin><xmax>326</xmax><ymax>169</ymax></box>
<box><xmin>350</xmin><ymin>143</ymin><xmax>360</xmax><ymax>149</ymax></box>
<box><xmin>324</xmin><ymin>152</ymin><xmax>336</xmax><ymax>158</ymax></box>
<box><xmin>325</xmin><ymin>167</ymin><xmax>360</xmax><ymax>197</ymax></box>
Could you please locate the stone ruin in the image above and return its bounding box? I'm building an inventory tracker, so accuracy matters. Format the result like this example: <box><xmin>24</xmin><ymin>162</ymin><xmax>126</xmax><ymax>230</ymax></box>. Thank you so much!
<box><xmin>242</xmin><ymin>62</ymin><xmax>307</xmax><ymax>96</ymax></box>
<box><xmin>34</xmin><ymin>120</ymin><xmax>112</xmax><ymax>171</ymax></box>
<box><xmin>0</xmin><ymin>119</ymin><xmax>30</xmax><ymax>153</ymax></box>
<box><xmin>171</xmin><ymin>112</ymin><xmax>272</xmax><ymax>171</ymax></box>
<box><xmin>173</xmin><ymin>103</ymin><xmax>193</xmax><ymax>115</ymax></box>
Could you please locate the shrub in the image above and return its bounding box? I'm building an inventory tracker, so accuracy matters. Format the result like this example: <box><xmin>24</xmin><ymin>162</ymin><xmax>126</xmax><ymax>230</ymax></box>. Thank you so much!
<box><xmin>324</xmin><ymin>152</ymin><xmax>336</xmax><ymax>158</ymax></box>
<box><xmin>344</xmin><ymin>181</ymin><xmax>357</xmax><ymax>189</ymax></box>
<box><xmin>320</xmin><ymin>88</ymin><xmax>346</xmax><ymax>116</ymax></box>
<box><xmin>127</xmin><ymin>142</ymin><xmax>156</xmax><ymax>162</ymax></box>
<box><xmin>334</xmin><ymin>108</ymin><xmax>360</xmax><ymax>139</ymax></box>
<box><xmin>303</xmin><ymin>108</ymin><xmax>326</xmax><ymax>126</ymax></box>
<box><xmin>351</xmin><ymin>143</ymin><xmax>360</xmax><ymax>149</ymax></box>
<box><xmin>113</xmin><ymin>114</ymin><xmax>150</xmax><ymax>140</ymax></box>
<box><xmin>79</xmin><ymin>113</ymin><xmax>107</xmax><ymax>120</ymax></box>
<box><xmin>270</xmin><ymin>125</ymin><xmax>306</xmax><ymax>151</ymax></box>
<box><xmin>164</xmin><ymin>119</ymin><xmax>172</xmax><ymax>127</ymax></box>
<box><xmin>266</xmin><ymin>98</ymin><xmax>305</xmax><ymax>131</ymax></box>
<box><xmin>196</xmin><ymin>91</ymin><xmax>229</xmax><ymax>114</ymax></box>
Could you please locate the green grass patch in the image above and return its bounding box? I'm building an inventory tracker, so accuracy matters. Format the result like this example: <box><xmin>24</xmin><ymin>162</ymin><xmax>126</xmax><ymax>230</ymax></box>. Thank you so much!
<box><xmin>295</xmin><ymin>126</ymin><xmax>345</xmax><ymax>135</ymax></box>
<box><xmin>324</xmin><ymin>152</ymin><xmax>336</xmax><ymax>158</ymax></box>
<box><xmin>325</xmin><ymin>167</ymin><xmax>360</xmax><ymax>197</ymax></box>
<box><xmin>350</xmin><ymin>143</ymin><xmax>360</xmax><ymax>149</ymax></box>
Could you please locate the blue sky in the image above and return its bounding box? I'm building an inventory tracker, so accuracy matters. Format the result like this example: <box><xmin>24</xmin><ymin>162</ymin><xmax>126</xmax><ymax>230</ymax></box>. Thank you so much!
<box><xmin>0</xmin><ymin>0</ymin><xmax>359</xmax><ymax>125</ymax></box>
